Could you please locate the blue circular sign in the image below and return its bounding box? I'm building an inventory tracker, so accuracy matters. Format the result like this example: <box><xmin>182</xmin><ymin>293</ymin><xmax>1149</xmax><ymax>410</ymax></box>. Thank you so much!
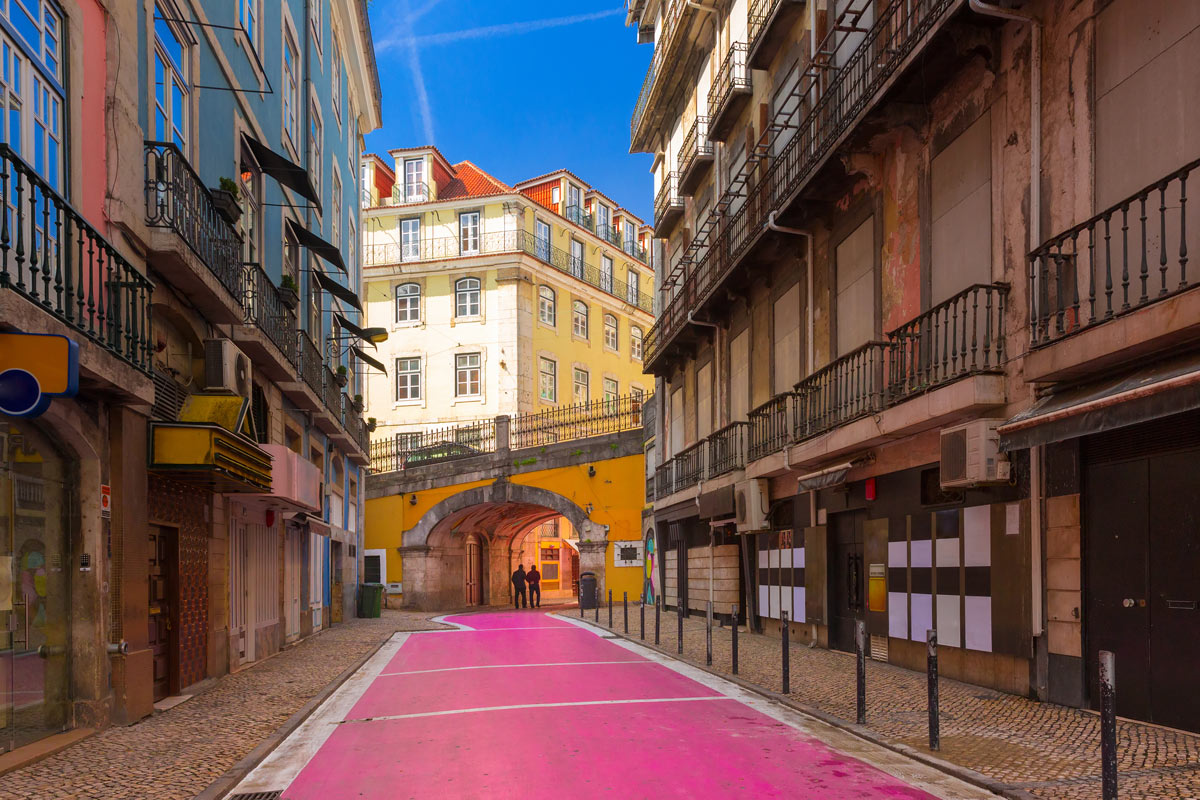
<box><xmin>0</xmin><ymin>368</ymin><xmax>44</xmax><ymax>417</ymax></box>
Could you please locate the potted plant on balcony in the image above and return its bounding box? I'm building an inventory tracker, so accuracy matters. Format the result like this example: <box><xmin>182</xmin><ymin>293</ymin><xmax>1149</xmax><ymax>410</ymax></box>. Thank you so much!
<box><xmin>352</xmin><ymin>394</ymin><xmax>365</xmax><ymax>413</ymax></box>
<box><xmin>366</xmin><ymin>417</ymin><xmax>377</xmax><ymax>433</ymax></box>
<box><xmin>212</xmin><ymin>177</ymin><xmax>242</xmax><ymax>226</ymax></box>
<box><xmin>279</xmin><ymin>273</ymin><xmax>300</xmax><ymax>310</ymax></box>
<box><xmin>335</xmin><ymin>364</ymin><xmax>349</xmax><ymax>388</ymax></box>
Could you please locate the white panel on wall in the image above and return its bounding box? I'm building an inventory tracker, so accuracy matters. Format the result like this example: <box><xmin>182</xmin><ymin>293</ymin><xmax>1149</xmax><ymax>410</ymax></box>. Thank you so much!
<box><xmin>963</xmin><ymin>505</ymin><xmax>992</xmax><ymax>567</ymax></box>
<box><xmin>888</xmin><ymin>540</ymin><xmax>907</xmax><ymax>567</ymax></box>
<box><xmin>965</xmin><ymin>596</ymin><xmax>993</xmax><ymax>652</ymax></box>
<box><xmin>888</xmin><ymin>592</ymin><xmax>908</xmax><ymax>639</ymax></box>
<box><xmin>793</xmin><ymin>587</ymin><xmax>805</xmax><ymax>619</ymax></box>
<box><xmin>935</xmin><ymin>536</ymin><xmax>960</xmax><ymax>567</ymax></box>
<box><xmin>937</xmin><ymin>594</ymin><xmax>962</xmax><ymax>648</ymax></box>
<box><xmin>792</xmin><ymin>548</ymin><xmax>805</xmax><ymax>568</ymax></box>
<box><xmin>910</xmin><ymin>539</ymin><xmax>932</xmax><ymax>568</ymax></box>
<box><xmin>911</xmin><ymin>594</ymin><xmax>933</xmax><ymax>642</ymax></box>
<box><xmin>758</xmin><ymin>585</ymin><xmax>769</xmax><ymax>618</ymax></box>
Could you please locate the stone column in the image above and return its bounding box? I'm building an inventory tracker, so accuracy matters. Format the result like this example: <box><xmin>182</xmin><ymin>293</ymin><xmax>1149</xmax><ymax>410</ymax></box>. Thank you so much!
<box><xmin>576</xmin><ymin>518</ymin><xmax>611</xmax><ymax>599</ymax></box>
<box><xmin>396</xmin><ymin>545</ymin><xmax>432</xmax><ymax>609</ymax></box>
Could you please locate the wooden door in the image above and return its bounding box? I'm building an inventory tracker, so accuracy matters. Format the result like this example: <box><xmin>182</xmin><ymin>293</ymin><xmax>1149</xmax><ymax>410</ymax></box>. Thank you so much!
<box><xmin>148</xmin><ymin>526</ymin><xmax>178</xmax><ymax>702</ymax></box>
<box><xmin>284</xmin><ymin>528</ymin><xmax>302</xmax><ymax>640</ymax></box>
<box><xmin>829</xmin><ymin>511</ymin><xmax>865</xmax><ymax>653</ymax></box>
<box><xmin>464</xmin><ymin>534</ymin><xmax>481</xmax><ymax>605</ymax></box>
<box><xmin>230</xmin><ymin>522</ymin><xmax>250</xmax><ymax>665</ymax></box>
<box><xmin>330</xmin><ymin>542</ymin><xmax>343</xmax><ymax>624</ymax></box>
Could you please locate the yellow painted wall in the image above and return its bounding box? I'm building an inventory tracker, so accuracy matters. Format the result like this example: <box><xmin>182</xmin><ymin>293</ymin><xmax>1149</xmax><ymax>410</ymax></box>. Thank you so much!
<box><xmin>363</xmin><ymin>453</ymin><xmax>646</xmax><ymax>601</ymax></box>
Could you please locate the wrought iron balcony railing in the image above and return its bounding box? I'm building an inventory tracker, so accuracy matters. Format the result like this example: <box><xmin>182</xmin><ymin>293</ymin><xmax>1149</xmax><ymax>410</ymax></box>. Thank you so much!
<box><xmin>1030</xmin><ymin>159</ymin><xmax>1198</xmax><ymax>347</ymax></box>
<box><xmin>654</xmin><ymin>172</ymin><xmax>684</xmax><ymax>231</ymax></box>
<box><xmin>0</xmin><ymin>144</ymin><xmax>153</xmax><ymax>374</ymax></box>
<box><xmin>243</xmin><ymin>262</ymin><xmax>298</xmax><ymax>362</ymax></box>
<box><xmin>396</xmin><ymin>181</ymin><xmax>432</xmax><ymax>204</ymax></box>
<box><xmin>144</xmin><ymin>141</ymin><xmax>244</xmax><ymax>302</ymax></box>
<box><xmin>889</xmin><ymin>283</ymin><xmax>1008</xmax><ymax>397</ymax></box>
<box><xmin>748</xmin><ymin>392</ymin><xmax>796</xmax><ymax>462</ymax></box>
<box><xmin>679</xmin><ymin>116</ymin><xmax>714</xmax><ymax>193</ymax></box>
<box><xmin>648</xmin><ymin>0</ymin><xmax>958</xmax><ymax>370</ymax></box>
<box><xmin>794</xmin><ymin>341</ymin><xmax>892</xmax><ymax>442</ymax></box>
<box><xmin>323</xmin><ymin>366</ymin><xmax>342</xmax><ymax>415</ymax></box>
<box><xmin>565</xmin><ymin>204</ymin><xmax>594</xmax><ymax>232</ymax></box>
<box><xmin>654</xmin><ymin>460</ymin><xmax>675</xmax><ymax>499</ymax></box>
<box><xmin>708</xmin><ymin>43</ymin><xmax>751</xmax><ymax>139</ymax></box>
<box><xmin>297</xmin><ymin>330</ymin><xmax>324</xmax><ymax>397</ymax></box>
<box><xmin>630</xmin><ymin>0</ymin><xmax>689</xmax><ymax>141</ymax></box>
<box><xmin>708</xmin><ymin>421</ymin><xmax>750</xmax><ymax>478</ymax></box>
<box><xmin>674</xmin><ymin>440</ymin><xmax>707</xmax><ymax>492</ymax></box>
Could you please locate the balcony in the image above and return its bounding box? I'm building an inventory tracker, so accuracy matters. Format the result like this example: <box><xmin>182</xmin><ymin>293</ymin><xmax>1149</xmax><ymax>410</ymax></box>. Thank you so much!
<box><xmin>0</xmin><ymin>144</ymin><xmax>153</xmax><ymax>375</ymax></box>
<box><xmin>749</xmin><ymin>392</ymin><xmax>796</xmax><ymax>462</ymax></box>
<box><xmin>748</xmin><ymin>0</ymin><xmax>807</xmax><ymax>70</ymax></box>
<box><xmin>678</xmin><ymin>117</ymin><xmax>714</xmax><ymax>195</ymax></box>
<box><xmin>654</xmin><ymin>460</ymin><xmax>675</xmax><ymax>500</ymax></box>
<box><xmin>708</xmin><ymin>43</ymin><xmax>752</xmax><ymax>142</ymax></box>
<box><xmin>144</xmin><ymin>141</ymin><xmax>244</xmax><ymax>323</ymax></box>
<box><xmin>1025</xmin><ymin>159</ymin><xmax>1200</xmax><ymax>383</ymax></box>
<box><xmin>654</xmin><ymin>173</ymin><xmax>685</xmax><ymax>236</ymax></box>
<box><xmin>297</xmin><ymin>331</ymin><xmax>324</xmax><ymax>398</ymax></box>
<box><xmin>674</xmin><ymin>441</ymin><xmax>707</xmax><ymax>493</ymax></box>
<box><xmin>647</xmin><ymin>0</ymin><xmax>961</xmax><ymax>374</ymax></box>
<box><xmin>708</xmin><ymin>421</ymin><xmax>750</xmax><ymax>478</ymax></box>
<box><xmin>565</xmin><ymin>205</ymin><xmax>594</xmax><ymax>232</ymax></box>
<box><xmin>236</xmin><ymin>262</ymin><xmax>299</xmax><ymax>380</ymax></box>
<box><xmin>395</xmin><ymin>181</ymin><xmax>432</xmax><ymax>204</ymax></box>
<box><xmin>630</xmin><ymin>0</ymin><xmax>708</xmax><ymax>152</ymax></box>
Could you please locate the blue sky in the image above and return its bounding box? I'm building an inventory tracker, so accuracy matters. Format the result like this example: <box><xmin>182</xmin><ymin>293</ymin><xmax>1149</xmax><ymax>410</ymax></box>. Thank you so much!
<box><xmin>365</xmin><ymin>1</ymin><xmax>655</xmax><ymax>220</ymax></box>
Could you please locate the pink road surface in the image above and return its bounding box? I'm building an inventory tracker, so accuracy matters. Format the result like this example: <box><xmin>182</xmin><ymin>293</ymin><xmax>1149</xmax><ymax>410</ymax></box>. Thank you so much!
<box><xmin>279</xmin><ymin>611</ymin><xmax>942</xmax><ymax>800</ymax></box>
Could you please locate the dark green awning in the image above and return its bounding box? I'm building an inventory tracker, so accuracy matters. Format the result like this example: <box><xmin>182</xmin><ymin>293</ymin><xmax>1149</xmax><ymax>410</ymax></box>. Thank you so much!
<box><xmin>353</xmin><ymin>346</ymin><xmax>387</xmax><ymax>375</ymax></box>
<box><xmin>312</xmin><ymin>270</ymin><xmax>362</xmax><ymax>312</ymax></box>
<box><xmin>242</xmin><ymin>134</ymin><xmax>321</xmax><ymax>213</ymax></box>
<box><xmin>288</xmin><ymin>218</ymin><xmax>346</xmax><ymax>274</ymax></box>
<box><xmin>336</xmin><ymin>313</ymin><xmax>375</xmax><ymax>347</ymax></box>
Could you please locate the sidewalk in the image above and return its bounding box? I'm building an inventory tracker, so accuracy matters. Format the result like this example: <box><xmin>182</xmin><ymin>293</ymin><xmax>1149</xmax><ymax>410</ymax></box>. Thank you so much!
<box><xmin>0</xmin><ymin>610</ymin><xmax>446</xmax><ymax>800</ymax></box>
<box><xmin>568</xmin><ymin>605</ymin><xmax>1200</xmax><ymax>800</ymax></box>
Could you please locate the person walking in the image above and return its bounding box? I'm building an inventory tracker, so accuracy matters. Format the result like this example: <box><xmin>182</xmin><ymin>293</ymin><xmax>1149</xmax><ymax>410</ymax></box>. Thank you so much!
<box><xmin>511</xmin><ymin>564</ymin><xmax>528</xmax><ymax>609</ymax></box>
<box><xmin>526</xmin><ymin>564</ymin><xmax>542</xmax><ymax>608</ymax></box>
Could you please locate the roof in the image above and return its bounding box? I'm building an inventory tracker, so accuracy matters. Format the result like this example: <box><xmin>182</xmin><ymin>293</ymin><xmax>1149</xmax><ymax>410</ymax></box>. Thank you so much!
<box><xmin>512</xmin><ymin>168</ymin><xmax>588</xmax><ymax>189</ymax></box>
<box><xmin>362</xmin><ymin>152</ymin><xmax>394</xmax><ymax>179</ymax></box>
<box><xmin>439</xmin><ymin>161</ymin><xmax>512</xmax><ymax>200</ymax></box>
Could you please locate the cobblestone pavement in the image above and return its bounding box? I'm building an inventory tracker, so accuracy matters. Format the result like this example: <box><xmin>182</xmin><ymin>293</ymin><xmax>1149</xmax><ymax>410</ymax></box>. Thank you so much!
<box><xmin>0</xmin><ymin>610</ymin><xmax>446</xmax><ymax>800</ymax></box>
<box><xmin>568</xmin><ymin>606</ymin><xmax>1200</xmax><ymax>800</ymax></box>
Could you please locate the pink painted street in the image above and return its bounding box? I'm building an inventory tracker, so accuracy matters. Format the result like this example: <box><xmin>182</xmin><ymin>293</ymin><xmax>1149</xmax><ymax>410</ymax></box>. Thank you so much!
<box><xmin>230</xmin><ymin>611</ymin><xmax>995</xmax><ymax>799</ymax></box>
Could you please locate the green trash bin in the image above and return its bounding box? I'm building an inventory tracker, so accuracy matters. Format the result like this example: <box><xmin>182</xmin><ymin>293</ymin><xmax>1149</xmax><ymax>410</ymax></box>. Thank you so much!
<box><xmin>359</xmin><ymin>583</ymin><xmax>383</xmax><ymax>618</ymax></box>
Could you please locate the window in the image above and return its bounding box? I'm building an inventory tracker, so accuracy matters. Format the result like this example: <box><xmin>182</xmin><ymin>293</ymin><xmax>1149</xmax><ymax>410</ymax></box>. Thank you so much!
<box><xmin>154</xmin><ymin>7</ymin><xmax>189</xmax><ymax>149</ymax></box>
<box><xmin>539</xmin><ymin>357</ymin><xmax>557</xmax><ymax>402</ymax></box>
<box><xmin>459</xmin><ymin>211</ymin><xmax>480</xmax><ymax>254</ymax></box>
<box><xmin>538</xmin><ymin>285</ymin><xmax>556</xmax><ymax>326</ymax></box>
<box><xmin>239</xmin><ymin>154</ymin><xmax>261</xmax><ymax>263</ymax></box>
<box><xmin>309</xmin><ymin>0</ymin><xmax>321</xmax><ymax>52</ymax></box>
<box><xmin>569</xmin><ymin>239</ymin><xmax>584</xmax><ymax>278</ymax></box>
<box><xmin>597</xmin><ymin>205</ymin><xmax>611</xmax><ymax>237</ymax></box>
<box><xmin>396</xmin><ymin>357</ymin><xmax>421</xmax><ymax>400</ymax></box>
<box><xmin>573</xmin><ymin>368</ymin><xmax>589</xmax><ymax>403</ymax></box>
<box><xmin>395</xmin><ymin>283</ymin><xmax>420</xmax><ymax>323</ymax></box>
<box><xmin>0</xmin><ymin>3</ymin><xmax>64</xmax><ymax>189</ymax></box>
<box><xmin>455</xmin><ymin>353</ymin><xmax>481</xmax><ymax>397</ymax></box>
<box><xmin>307</xmin><ymin>275</ymin><xmax>321</xmax><ymax>340</ymax></box>
<box><xmin>603</xmin><ymin>377</ymin><xmax>618</xmax><ymax>407</ymax></box>
<box><xmin>600</xmin><ymin>255</ymin><xmax>613</xmax><ymax>293</ymax></box>
<box><xmin>331</xmin><ymin>169</ymin><xmax>342</xmax><ymax>247</ymax></box>
<box><xmin>456</xmin><ymin>277</ymin><xmax>481</xmax><ymax>317</ymax></box>
<box><xmin>404</xmin><ymin>158</ymin><xmax>425</xmax><ymax>201</ymax></box>
<box><xmin>567</xmin><ymin>183</ymin><xmax>582</xmax><ymax>211</ymax></box>
<box><xmin>535</xmin><ymin>219</ymin><xmax>551</xmax><ymax>261</ymax></box>
<box><xmin>631</xmin><ymin>385</ymin><xmax>645</xmax><ymax>402</ymax></box>
<box><xmin>401</xmin><ymin>218</ymin><xmax>420</xmax><ymax>261</ymax></box>
<box><xmin>238</xmin><ymin>0</ymin><xmax>259</xmax><ymax>49</ymax></box>
<box><xmin>551</xmin><ymin>186</ymin><xmax>560</xmax><ymax>205</ymax></box>
<box><xmin>603</xmin><ymin>314</ymin><xmax>618</xmax><ymax>350</ymax></box>
<box><xmin>347</xmin><ymin>216</ymin><xmax>356</xmax><ymax>268</ymax></box>
<box><xmin>625</xmin><ymin>223</ymin><xmax>636</xmax><ymax>254</ymax></box>
<box><xmin>308</xmin><ymin>98</ymin><xmax>322</xmax><ymax>198</ymax></box>
<box><xmin>394</xmin><ymin>431</ymin><xmax>422</xmax><ymax>451</ymax></box>
<box><xmin>627</xmin><ymin>269</ymin><xmax>641</xmax><ymax>305</ymax></box>
<box><xmin>331</xmin><ymin>35</ymin><xmax>342</xmax><ymax>126</ymax></box>
<box><xmin>283</xmin><ymin>224</ymin><xmax>300</xmax><ymax>284</ymax></box>
<box><xmin>631</xmin><ymin>326</ymin><xmax>644</xmax><ymax>360</ymax></box>
<box><xmin>282</xmin><ymin>27</ymin><xmax>299</xmax><ymax>148</ymax></box>
<box><xmin>572</xmin><ymin>300</ymin><xmax>588</xmax><ymax>338</ymax></box>
<box><xmin>363</xmin><ymin>550</ymin><xmax>384</xmax><ymax>584</ymax></box>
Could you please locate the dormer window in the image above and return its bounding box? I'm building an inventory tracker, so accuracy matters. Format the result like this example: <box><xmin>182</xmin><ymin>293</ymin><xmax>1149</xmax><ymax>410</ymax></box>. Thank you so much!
<box><xmin>403</xmin><ymin>158</ymin><xmax>425</xmax><ymax>202</ymax></box>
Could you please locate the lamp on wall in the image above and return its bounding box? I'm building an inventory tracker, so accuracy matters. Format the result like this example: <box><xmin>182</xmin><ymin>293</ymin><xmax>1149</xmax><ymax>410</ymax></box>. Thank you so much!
<box><xmin>587</xmin><ymin>465</ymin><xmax>596</xmax><ymax>477</ymax></box>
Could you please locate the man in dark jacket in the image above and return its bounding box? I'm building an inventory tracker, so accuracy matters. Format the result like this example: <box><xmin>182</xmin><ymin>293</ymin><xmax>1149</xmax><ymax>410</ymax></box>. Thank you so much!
<box><xmin>511</xmin><ymin>564</ymin><xmax>528</xmax><ymax>609</ymax></box>
<box><xmin>526</xmin><ymin>565</ymin><xmax>542</xmax><ymax>608</ymax></box>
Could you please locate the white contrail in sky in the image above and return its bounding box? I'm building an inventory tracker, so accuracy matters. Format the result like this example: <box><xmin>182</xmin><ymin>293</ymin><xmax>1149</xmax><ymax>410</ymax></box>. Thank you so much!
<box><xmin>397</xmin><ymin>0</ymin><xmax>436</xmax><ymax>143</ymax></box>
<box><xmin>377</xmin><ymin>8</ymin><xmax>622</xmax><ymax>51</ymax></box>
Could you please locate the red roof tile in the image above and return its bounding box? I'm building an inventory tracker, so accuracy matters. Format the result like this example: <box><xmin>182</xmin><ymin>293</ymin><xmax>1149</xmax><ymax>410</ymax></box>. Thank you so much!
<box><xmin>439</xmin><ymin>160</ymin><xmax>512</xmax><ymax>200</ymax></box>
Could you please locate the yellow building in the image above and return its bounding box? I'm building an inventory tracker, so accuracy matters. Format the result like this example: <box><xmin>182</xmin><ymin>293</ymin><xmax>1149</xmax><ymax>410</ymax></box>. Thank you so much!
<box><xmin>359</xmin><ymin>147</ymin><xmax>656</xmax><ymax>607</ymax></box>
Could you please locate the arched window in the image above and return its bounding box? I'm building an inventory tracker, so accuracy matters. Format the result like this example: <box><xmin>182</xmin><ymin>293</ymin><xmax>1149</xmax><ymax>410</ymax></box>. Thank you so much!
<box><xmin>538</xmin><ymin>285</ymin><xmax>556</xmax><ymax>325</ymax></box>
<box><xmin>455</xmin><ymin>277</ymin><xmax>481</xmax><ymax>317</ymax></box>
<box><xmin>572</xmin><ymin>300</ymin><xmax>588</xmax><ymax>338</ymax></box>
<box><xmin>395</xmin><ymin>282</ymin><xmax>420</xmax><ymax>322</ymax></box>
<box><xmin>631</xmin><ymin>325</ymin><xmax>644</xmax><ymax>360</ymax></box>
<box><xmin>603</xmin><ymin>314</ymin><xmax>619</xmax><ymax>350</ymax></box>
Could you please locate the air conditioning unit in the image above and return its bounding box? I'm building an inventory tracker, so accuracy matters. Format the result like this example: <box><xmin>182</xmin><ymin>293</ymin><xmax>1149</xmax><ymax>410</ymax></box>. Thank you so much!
<box><xmin>734</xmin><ymin>479</ymin><xmax>769</xmax><ymax>532</ymax></box>
<box><xmin>204</xmin><ymin>339</ymin><xmax>253</xmax><ymax>397</ymax></box>
<box><xmin>940</xmin><ymin>419</ymin><xmax>1011</xmax><ymax>488</ymax></box>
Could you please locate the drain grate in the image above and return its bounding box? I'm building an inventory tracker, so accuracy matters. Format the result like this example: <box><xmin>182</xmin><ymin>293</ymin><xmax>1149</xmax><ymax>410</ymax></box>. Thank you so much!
<box><xmin>229</xmin><ymin>792</ymin><xmax>283</xmax><ymax>800</ymax></box>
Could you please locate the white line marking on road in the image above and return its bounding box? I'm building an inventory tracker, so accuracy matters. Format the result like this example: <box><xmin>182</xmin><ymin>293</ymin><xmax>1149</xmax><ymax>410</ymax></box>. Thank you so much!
<box><xmin>228</xmin><ymin>631</ymin><xmax>413</xmax><ymax>795</ymax></box>
<box><xmin>411</xmin><ymin>625</ymin><xmax>583</xmax><ymax>632</ymax></box>
<box><xmin>555</xmin><ymin>614</ymin><xmax>999</xmax><ymax>799</ymax></box>
<box><xmin>377</xmin><ymin>660</ymin><xmax>654</xmax><ymax>676</ymax></box>
<box><xmin>338</xmin><ymin>695</ymin><xmax>727</xmax><ymax>723</ymax></box>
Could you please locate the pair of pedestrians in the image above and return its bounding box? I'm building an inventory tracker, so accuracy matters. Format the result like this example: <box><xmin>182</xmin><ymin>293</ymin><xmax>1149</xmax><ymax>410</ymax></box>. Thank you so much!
<box><xmin>510</xmin><ymin>564</ymin><xmax>541</xmax><ymax>608</ymax></box>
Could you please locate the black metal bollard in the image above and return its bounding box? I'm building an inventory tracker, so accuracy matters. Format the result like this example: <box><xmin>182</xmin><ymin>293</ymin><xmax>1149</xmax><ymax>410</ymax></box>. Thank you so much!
<box><xmin>927</xmin><ymin>629</ymin><xmax>940</xmax><ymax>751</ymax></box>
<box><xmin>640</xmin><ymin>598</ymin><xmax>645</xmax><ymax>640</ymax></box>
<box><xmin>731</xmin><ymin>603</ymin><xmax>739</xmax><ymax>675</ymax></box>
<box><xmin>608</xmin><ymin>590</ymin><xmax>613</xmax><ymax>628</ymax></box>
<box><xmin>855</xmin><ymin>620</ymin><xmax>867</xmax><ymax>725</ymax></box>
<box><xmin>594</xmin><ymin>589</ymin><xmax>599</xmax><ymax>622</ymax></box>
<box><xmin>781</xmin><ymin>610</ymin><xmax>790</xmax><ymax>694</ymax></box>
<box><xmin>1100</xmin><ymin>650</ymin><xmax>1117</xmax><ymax>800</ymax></box>
<box><xmin>677</xmin><ymin>602</ymin><xmax>684</xmax><ymax>655</ymax></box>
<box><xmin>654</xmin><ymin>597</ymin><xmax>661</xmax><ymax>645</ymax></box>
<box><xmin>706</xmin><ymin>602</ymin><xmax>713</xmax><ymax>666</ymax></box>
<box><xmin>623</xmin><ymin>592</ymin><xmax>628</xmax><ymax>634</ymax></box>
<box><xmin>580</xmin><ymin>588</ymin><xmax>584</xmax><ymax>617</ymax></box>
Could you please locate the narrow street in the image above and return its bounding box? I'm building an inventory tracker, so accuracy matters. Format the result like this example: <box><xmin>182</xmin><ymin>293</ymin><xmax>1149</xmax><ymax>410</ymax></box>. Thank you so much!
<box><xmin>230</xmin><ymin>610</ymin><xmax>994</xmax><ymax>799</ymax></box>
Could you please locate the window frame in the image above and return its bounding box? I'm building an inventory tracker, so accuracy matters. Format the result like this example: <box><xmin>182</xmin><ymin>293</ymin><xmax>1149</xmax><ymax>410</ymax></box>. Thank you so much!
<box><xmin>282</xmin><ymin>22</ymin><xmax>300</xmax><ymax>151</ymax></box>
<box><xmin>573</xmin><ymin>367</ymin><xmax>590</xmax><ymax>404</ymax></box>
<box><xmin>330</xmin><ymin>167</ymin><xmax>342</xmax><ymax>247</ymax></box>
<box><xmin>571</xmin><ymin>300</ymin><xmax>588</xmax><ymax>339</ymax></box>
<box><xmin>600</xmin><ymin>255</ymin><xmax>614</xmax><ymax>293</ymax></box>
<box><xmin>400</xmin><ymin>217</ymin><xmax>420</xmax><ymax>261</ymax></box>
<box><xmin>535</xmin><ymin>218</ymin><xmax>552</xmax><ymax>261</ymax></box>
<box><xmin>307</xmin><ymin>94</ymin><xmax>323</xmax><ymax>200</ymax></box>
<box><xmin>455</xmin><ymin>276</ymin><xmax>481</xmax><ymax>318</ymax></box>
<box><xmin>538</xmin><ymin>285</ymin><xmax>556</xmax><ymax>326</ymax></box>
<box><xmin>627</xmin><ymin>268</ymin><xmax>641</xmax><ymax>305</ymax></box>
<box><xmin>631</xmin><ymin>325</ymin><xmax>644</xmax><ymax>360</ymax></box>
<box><xmin>459</xmin><ymin>210</ymin><xmax>480</xmax><ymax>255</ymax></box>
<box><xmin>403</xmin><ymin>157</ymin><xmax>425</xmax><ymax>202</ymax></box>
<box><xmin>603</xmin><ymin>377</ymin><xmax>619</xmax><ymax>408</ymax></box>
<box><xmin>308</xmin><ymin>0</ymin><xmax>322</xmax><ymax>54</ymax></box>
<box><xmin>395</xmin><ymin>356</ymin><xmax>422</xmax><ymax>402</ymax></box>
<box><xmin>454</xmin><ymin>352</ymin><xmax>482</xmax><ymax>398</ymax></box>
<box><xmin>153</xmin><ymin>3</ymin><xmax>190</xmax><ymax>150</ymax></box>
<box><xmin>395</xmin><ymin>282</ymin><xmax>420</xmax><ymax>324</ymax></box>
<box><xmin>330</xmin><ymin>32</ymin><xmax>342</xmax><ymax>127</ymax></box>
<box><xmin>569</xmin><ymin>239</ymin><xmax>584</xmax><ymax>278</ymax></box>
<box><xmin>603</xmin><ymin>313</ymin><xmax>619</xmax><ymax>351</ymax></box>
<box><xmin>539</xmin><ymin>357</ymin><xmax>557</xmax><ymax>403</ymax></box>
<box><xmin>239</xmin><ymin>150</ymin><xmax>262</xmax><ymax>264</ymax></box>
<box><xmin>238</xmin><ymin>0</ymin><xmax>261</xmax><ymax>54</ymax></box>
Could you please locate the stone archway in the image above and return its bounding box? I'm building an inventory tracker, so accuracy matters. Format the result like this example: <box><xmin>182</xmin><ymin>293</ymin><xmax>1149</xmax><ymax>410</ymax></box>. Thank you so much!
<box><xmin>397</xmin><ymin>479</ymin><xmax>610</xmax><ymax>610</ymax></box>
